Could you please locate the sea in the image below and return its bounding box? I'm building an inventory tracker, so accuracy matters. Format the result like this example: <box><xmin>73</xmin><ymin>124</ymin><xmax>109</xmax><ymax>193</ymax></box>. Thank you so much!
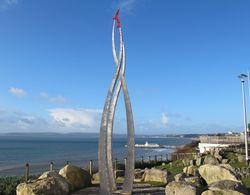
<box><xmin>0</xmin><ymin>133</ymin><xmax>193</xmax><ymax>176</ymax></box>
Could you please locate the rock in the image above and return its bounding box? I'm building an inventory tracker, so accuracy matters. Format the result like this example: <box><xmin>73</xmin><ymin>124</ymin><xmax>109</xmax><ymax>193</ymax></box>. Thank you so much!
<box><xmin>222</xmin><ymin>159</ymin><xmax>229</xmax><ymax>164</ymax></box>
<box><xmin>184</xmin><ymin>176</ymin><xmax>203</xmax><ymax>187</ymax></box>
<box><xmin>219</xmin><ymin>164</ymin><xmax>237</xmax><ymax>175</ymax></box>
<box><xmin>183</xmin><ymin>165</ymin><xmax>198</xmax><ymax>176</ymax></box>
<box><xmin>203</xmin><ymin>155</ymin><xmax>220</xmax><ymax>165</ymax></box>
<box><xmin>92</xmin><ymin>172</ymin><xmax>100</xmax><ymax>181</ymax></box>
<box><xmin>165</xmin><ymin>181</ymin><xmax>197</xmax><ymax>195</ymax></box>
<box><xmin>182</xmin><ymin>158</ymin><xmax>190</xmax><ymax>166</ymax></box>
<box><xmin>59</xmin><ymin>165</ymin><xmax>91</xmax><ymax>190</ymax></box>
<box><xmin>238</xmin><ymin>155</ymin><xmax>245</xmax><ymax>163</ymax></box>
<box><xmin>198</xmin><ymin>164</ymin><xmax>240</xmax><ymax>185</ymax></box>
<box><xmin>202</xmin><ymin>189</ymin><xmax>246</xmax><ymax>195</ymax></box>
<box><xmin>174</xmin><ymin>173</ymin><xmax>186</xmax><ymax>182</ymax></box>
<box><xmin>214</xmin><ymin>154</ymin><xmax>223</xmax><ymax>162</ymax></box>
<box><xmin>16</xmin><ymin>171</ymin><xmax>69</xmax><ymax>195</ymax></box>
<box><xmin>208</xmin><ymin>180</ymin><xmax>248</xmax><ymax>194</ymax></box>
<box><xmin>134</xmin><ymin>169</ymin><xmax>145</xmax><ymax>182</ymax></box>
<box><xmin>190</xmin><ymin>159</ymin><xmax>196</xmax><ymax>166</ymax></box>
<box><xmin>142</xmin><ymin>167</ymin><xmax>173</xmax><ymax>184</ymax></box>
<box><xmin>196</xmin><ymin>157</ymin><xmax>204</xmax><ymax>166</ymax></box>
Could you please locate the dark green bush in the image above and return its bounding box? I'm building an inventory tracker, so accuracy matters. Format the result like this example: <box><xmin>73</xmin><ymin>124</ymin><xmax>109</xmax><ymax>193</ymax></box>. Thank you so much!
<box><xmin>0</xmin><ymin>175</ymin><xmax>38</xmax><ymax>195</ymax></box>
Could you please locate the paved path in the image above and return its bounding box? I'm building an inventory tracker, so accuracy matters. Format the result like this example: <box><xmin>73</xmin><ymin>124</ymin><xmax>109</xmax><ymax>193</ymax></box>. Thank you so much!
<box><xmin>72</xmin><ymin>184</ymin><xmax>165</xmax><ymax>195</ymax></box>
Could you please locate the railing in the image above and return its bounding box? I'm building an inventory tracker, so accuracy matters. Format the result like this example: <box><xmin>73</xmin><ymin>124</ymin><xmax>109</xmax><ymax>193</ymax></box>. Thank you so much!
<box><xmin>19</xmin><ymin>152</ymin><xmax>197</xmax><ymax>182</ymax></box>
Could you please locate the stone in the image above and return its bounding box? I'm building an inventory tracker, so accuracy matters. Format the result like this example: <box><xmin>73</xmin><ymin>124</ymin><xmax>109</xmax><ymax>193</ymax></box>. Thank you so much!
<box><xmin>214</xmin><ymin>154</ymin><xmax>223</xmax><ymax>162</ymax></box>
<box><xmin>134</xmin><ymin>169</ymin><xmax>145</xmax><ymax>182</ymax></box>
<box><xmin>165</xmin><ymin>181</ymin><xmax>197</xmax><ymax>195</ymax></box>
<box><xmin>182</xmin><ymin>158</ymin><xmax>190</xmax><ymax>166</ymax></box>
<box><xmin>142</xmin><ymin>168</ymin><xmax>173</xmax><ymax>184</ymax></box>
<box><xmin>183</xmin><ymin>165</ymin><xmax>198</xmax><ymax>176</ymax></box>
<box><xmin>196</xmin><ymin>157</ymin><xmax>204</xmax><ymax>166</ymax></box>
<box><xmin>202</xmin><ymin>189</ymin><xmax>246</xmax><ymax>195</ymax></box>
<box><xmin>209</xmin><ymin>180</ymin><xmax>248</xmax><ymax>194</ymax></box>
<box><xmin>222</xmin><ymin>159</ymin><xmax>229</xmax><ymax>164</ymax></box>
<box><xmin>190</xmin><ymin>159</ymin><xmax>196</xmax><ymax>166</ymax></box>
<box><xmin>174</xmin><ymin>173</ymin><xmax>186</xmax><ymax>182</ymax></box>
<box><xmin>92</xmin><ymin>172</ymin><xmax>100</xmax><ymax>181</ymax></box>
<box><xmin>184</xmin><ymin>176</ymin><xmax>202</xmax><ymax>187</ymax></box>
<box><xmin>59</xmin><ymin>165</ymin><xmax>91</xmax><ymax>190</ymax></box>
<box><xmin>198</xmin><ymin>164</ymin><xmax>240</xmax><ymax>185</ymax></box>
<box><xmin>16</xmin><ymin>171</ymin><xmax>69</xmax><ymax>195</ymax></box>
<box><xmin>203</xmin><ymin>155</ymin><xmax>220</xmax><ymax>165</ymax></box>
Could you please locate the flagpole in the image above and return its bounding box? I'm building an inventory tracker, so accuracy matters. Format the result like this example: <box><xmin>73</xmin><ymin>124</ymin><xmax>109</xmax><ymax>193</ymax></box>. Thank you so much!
<box><xmin>248</xmin><ymin>69</ymin><xmax>250</xmax><ymax>132</ymax></box>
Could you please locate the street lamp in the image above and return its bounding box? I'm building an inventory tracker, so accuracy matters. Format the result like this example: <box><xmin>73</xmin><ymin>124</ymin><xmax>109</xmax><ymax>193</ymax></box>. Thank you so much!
<box><xmin>238</xmin><ymin>73</ymin><xmax>249</xmax><ymax>164</ymax></box>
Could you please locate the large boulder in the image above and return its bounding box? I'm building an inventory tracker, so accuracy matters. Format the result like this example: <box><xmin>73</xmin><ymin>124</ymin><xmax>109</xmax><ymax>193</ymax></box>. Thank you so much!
<box><xmin>203</xmin><ymin>155</ymin><xmax>220</xmax><ymax>165</ymax></box>
<box><xmin>16</xmin><ymin>171</ymin><xmax>69</xmax><ymax>195</ymax></box>
<box><xmin>165</xmin><ymin>181</ymin><xmax>198</xmax><ymax>195</ymax></box>
<box><xmin>208</xmin><ymin>180</ymin><xmax>249</xmax><ymax>195</ymax></box>
<box><xmin>202</xmin><ymin>190</ymin><xmax>246</xmax><ymax>195</ymax></box>
<box><xmin>142</xmin><ymin>167</ymin><xmax>173</xmax><ymax>184</ymax></box>
<box><xmin>198</xmin><ymin>164</ymin><xmax>240</xmax><ymax>185</ymax></box>
<box><xmin>59</xmin><ymin>165</ymin><xmax>91</xmax><ymax>190</ymax></box>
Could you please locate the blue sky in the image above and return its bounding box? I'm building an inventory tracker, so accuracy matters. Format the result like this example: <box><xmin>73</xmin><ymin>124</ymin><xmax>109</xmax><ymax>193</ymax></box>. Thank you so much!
<box><xmin>0</xmin><ymin>0</ymin><xmax>250</xmax><ymax>134</ymax></box>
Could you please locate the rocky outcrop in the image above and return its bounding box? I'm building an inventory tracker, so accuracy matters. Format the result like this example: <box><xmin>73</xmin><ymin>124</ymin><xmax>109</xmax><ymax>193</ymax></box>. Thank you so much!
<box><xmin>165</xmin><ymin>181</ymin><xmax>198</xmax><ymax>195</ymax></box>
<box><xmin>16</xmin><ymin>171</ymin><xmax>69</xmax><ymax>195</ymax></box>
<box><xmin>198</xmin><ymin>164</ymin><xmax>240</xmax><ymax>185</ymax></box>
<box><xmin>142</xmin><ymin>167</ymin><xmax>173</xmax><ymax>184</ymax></box>
<box><xmin>59</xmin><ymin>165</ymin><xmax>91</xmax><ymax>190</ymax></box>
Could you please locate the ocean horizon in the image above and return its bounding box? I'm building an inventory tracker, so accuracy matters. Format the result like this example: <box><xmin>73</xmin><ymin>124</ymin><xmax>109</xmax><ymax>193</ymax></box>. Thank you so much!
<box><xmin>0</xmin><ymin>133</ymin><xmax>193</xmax><ymax>176</ymax></box>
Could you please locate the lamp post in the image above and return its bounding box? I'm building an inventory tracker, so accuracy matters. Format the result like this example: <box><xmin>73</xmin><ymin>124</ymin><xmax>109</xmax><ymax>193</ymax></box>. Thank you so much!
<box><xmin>238</xmin><ymin>74</ymin><xmax>249</xmax><ymax>164</ymax></box>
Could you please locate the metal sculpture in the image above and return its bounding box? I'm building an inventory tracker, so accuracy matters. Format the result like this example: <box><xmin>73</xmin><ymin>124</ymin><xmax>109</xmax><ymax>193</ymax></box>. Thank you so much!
<box><xmin>98</xmin><ymin>9</ymin><xmax>135</xmax><ymax>195</ymax></box>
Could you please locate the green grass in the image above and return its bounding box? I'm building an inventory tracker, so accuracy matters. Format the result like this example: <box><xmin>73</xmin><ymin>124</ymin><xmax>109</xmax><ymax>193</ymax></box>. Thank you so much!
<box><xmin>143</xmin><ymin>181</ymin><xmax>165</xmax><ymax>187</ymax></box>
<box><xmin>223</xmin><ymin>152</ymin><xmax>247</xmax><ymax>168</ymax></box>
<box><xmin>159</xmin><ymin>160</ymin><xmax>184</xmax><ymax>175</ymax></box>
<box><xmin>242</xmin><ymin>176</ymin><xmax>250</xmax><ymax>192</ymax></box>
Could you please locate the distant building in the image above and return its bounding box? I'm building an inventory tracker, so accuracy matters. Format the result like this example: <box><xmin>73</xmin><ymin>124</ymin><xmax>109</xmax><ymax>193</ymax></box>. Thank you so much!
<box><xmin>198</xmin><ymin>133</ymin><xmax>244</xmax><ymax>153</ymax></box>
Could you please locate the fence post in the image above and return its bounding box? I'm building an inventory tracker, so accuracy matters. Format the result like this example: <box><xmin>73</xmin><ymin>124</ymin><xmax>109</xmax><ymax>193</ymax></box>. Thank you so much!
<box><xmin>166</xmin><ymin>154</ymin><xmax>168</xmax><ymax>161</ymax></box>
<box><xmin>161</xmin><ymin>155</ymin><xmax>163</xmax><ymax>161</ymax></box>
<box><xmin>66</xmin><ymin>161</ymin><xmax>69</xmax><ymax>165</ymax></box>
<box><xmin>25</xmin><ymin>163</ymin><xmax>29</xmax><ymax>183</ymax></box>
<box><xmin>155</xmin><ymin>155</ymin><xmax>157</xmax><ymax>163</ymax></box>
<box><xmin>149</xmin><ymin>156</ymin><xmax>151</xmax><ymax>162</ymax></box>
<box><xmin>89</xmin><ymin>160</ymin><xmax>93</xmax><ymax>176</ymax></box>
<box><xmin>50</xmin><ymin>162</ymin><xmax>54</xmax><ymax>171</ymax></box>
<box><xmin>141</xmin><ymin>156</ymin><xmax>144</xmax><ymax>164</ymax></box>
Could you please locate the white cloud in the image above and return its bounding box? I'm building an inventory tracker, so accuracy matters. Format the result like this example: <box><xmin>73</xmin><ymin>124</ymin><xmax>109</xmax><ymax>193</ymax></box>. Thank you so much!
<box><xmin>40</xmin><ymin>92</ymin><xmax>66</xmax><ymax>104</ymax></box>
<box><xmin>112</xmin><ymin>0</ymin><xmax>141</xmax><ymax>15</ymax></box>
<box><xmin>0</xmin><ymin>0</ymin><xmax>18</xmax><ymax>10</ymax></box>
<box><xmin>9</xmin><ymin>87</ymin><xmax>27</xmax><ymax>97</ymax></box>
<box><xmin>49</xmin><ymin>108</ymin><xmax>102</xmax><ymax>130</ymax></box>
<box><xmin>161</xmin><ymin>113</ymin><xmax>169</xmax><ymax>126</ymax></box>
